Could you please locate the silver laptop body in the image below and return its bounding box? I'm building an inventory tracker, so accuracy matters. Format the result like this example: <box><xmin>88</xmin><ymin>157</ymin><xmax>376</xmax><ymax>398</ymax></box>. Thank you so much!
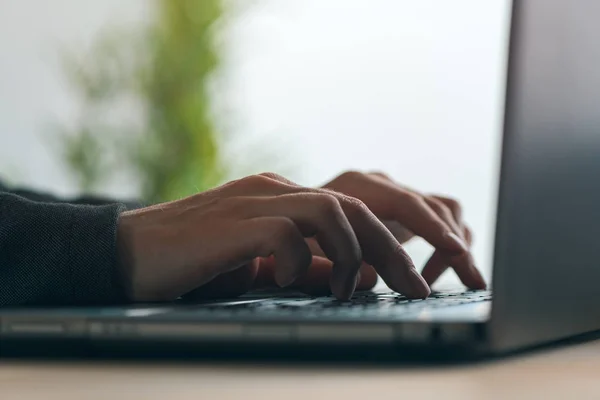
<box><xmin>2</xmin><ymin>0</ymin><xmax>600</xmax><ymax>356</ymax></box>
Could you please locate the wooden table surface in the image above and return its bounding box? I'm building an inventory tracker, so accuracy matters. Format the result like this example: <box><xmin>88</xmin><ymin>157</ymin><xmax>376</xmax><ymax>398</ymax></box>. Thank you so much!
<box><xmin>1</xmin><ymin>339</ymin><xmax>599</xmax><ymax>400</ymax></box>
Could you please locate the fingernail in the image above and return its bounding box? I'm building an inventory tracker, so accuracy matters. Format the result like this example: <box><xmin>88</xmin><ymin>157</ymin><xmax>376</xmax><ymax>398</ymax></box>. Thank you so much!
<box><xmin>443</xmin><ymin>232</ymin><xmax>469</xmax><ymax>253</ymax></box>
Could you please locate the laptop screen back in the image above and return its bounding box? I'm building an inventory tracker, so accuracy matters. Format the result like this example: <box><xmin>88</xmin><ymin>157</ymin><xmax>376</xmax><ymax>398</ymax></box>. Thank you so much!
<box><xmin>491</xmin><ymin>0</ymin><xmax>600</xmax><ymax>351</ymax></box>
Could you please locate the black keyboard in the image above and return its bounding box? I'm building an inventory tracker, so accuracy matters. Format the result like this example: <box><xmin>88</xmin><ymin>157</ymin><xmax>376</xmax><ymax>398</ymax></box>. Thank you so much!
<box><xmin>174</xmin><ymin>289</ymin><xmax>492</xmax><ymax>320</ymax></box>
<box><xmin>256</xmin><ymin>289</ymin><xmax>491</xmax><ymax>314</ymax></box>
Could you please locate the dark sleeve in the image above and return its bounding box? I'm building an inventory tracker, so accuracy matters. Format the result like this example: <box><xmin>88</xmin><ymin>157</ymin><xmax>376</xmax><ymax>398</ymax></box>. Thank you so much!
<box><xmin>0</xmin><ymin>192</ymin><xmax>128</xmax><ymax>306</ymax></box>
<box><xmin>1</xmin><ymin>185</ymin><xmax>144</xmax><ymax>210</ymax></box>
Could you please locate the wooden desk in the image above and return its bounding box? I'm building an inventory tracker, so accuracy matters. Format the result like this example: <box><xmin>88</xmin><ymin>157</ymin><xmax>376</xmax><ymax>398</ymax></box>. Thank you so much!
<box><xmin>1</xmin><ymin>339</ymin><xmax>599</xmax><ymax>400</ymax></box>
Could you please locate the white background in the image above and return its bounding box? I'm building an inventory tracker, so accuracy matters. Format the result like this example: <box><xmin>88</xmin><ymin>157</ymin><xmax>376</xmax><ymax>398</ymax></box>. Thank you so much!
<box><xmin>0</xmin><ymin>0</ymin><xmax>511</xmax><ymax>284</ymax></box>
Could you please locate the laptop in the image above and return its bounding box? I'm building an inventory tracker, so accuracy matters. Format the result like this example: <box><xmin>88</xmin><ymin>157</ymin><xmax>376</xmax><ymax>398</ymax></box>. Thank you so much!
<box><xmin>2</xmin><ymin>0</ymin><xmax>600</xmax><ymax>357</ymax></box>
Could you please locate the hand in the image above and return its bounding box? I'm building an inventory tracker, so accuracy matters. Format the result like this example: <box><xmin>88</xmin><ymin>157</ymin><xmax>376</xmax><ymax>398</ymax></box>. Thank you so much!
<box><xmin>323</xmin><ymin>171</ymin><xmax>486</xmax><ymax>289</ymax></box>
<box><xmin>116</xmin><ymin>173</ymin><xmax>432</xmax><ymax>302</ymax></box>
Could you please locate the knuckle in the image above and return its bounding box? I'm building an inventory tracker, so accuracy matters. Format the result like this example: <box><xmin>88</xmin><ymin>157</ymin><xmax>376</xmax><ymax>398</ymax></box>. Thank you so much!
<box><xmin>402</xmin><ymin>192</ymin><xmax>427</xmax><ymax>208</ymax></box>
<box><xmin>426</xmin><ymin>198</ymin><xmax>444</xmax><ymax>213</ymax></box>
<box><xmin>270</xmin><ymin>217</ymin><xmax>299</xmax><ymax>239</ymax></box>
<box><xmin>370</xmin><ymin>171</ymin><xmax>390</xmax><ymax>179</ymax></box>
<box><xmin>338</xmin><ymin>170</ymin><xmax>364</xmax><ymax>182</ymax></box>
<box><xmin>464</xmin><ymin>227</ymin><xmax>472</xmax><ymax>241</ymax></box>
<box><xmin>239</xmin><ymin>174</ymin><xmax>278</xmax><ymax>188</ymax></box>
<box><xmin>428</xmin><ymin>198</ymin><xmax>453</xmax><ymax>219</ymax></box>
<box><xmin>258</xmin><ymin>172</ymin><xmax>285</xmax><ymax>181</ymax></box>
<box><xmin>313</xmin><ymin>193</ymin><xmax>342</xmax><ymax>214</ymax></box>
<box><xmin>233</xmin><ymin>175</ymin><xmax>256</xmax><ymax>188</ymax></box>
<box><xmin>340</xmin><ymin>195</ymin><xmax>370</xmax><ymax>216</ymax></box>
<box><xmin>444</xmin><ymin>197</ymin><xmax>462</xmax><ymax>215</ymax></box>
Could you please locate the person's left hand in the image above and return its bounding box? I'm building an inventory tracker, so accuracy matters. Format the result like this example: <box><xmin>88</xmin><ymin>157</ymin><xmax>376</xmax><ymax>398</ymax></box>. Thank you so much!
<box><xmin>186</xmin><ymin>171</ymin><xmax>485</xmax><ymax>300</ymax></box>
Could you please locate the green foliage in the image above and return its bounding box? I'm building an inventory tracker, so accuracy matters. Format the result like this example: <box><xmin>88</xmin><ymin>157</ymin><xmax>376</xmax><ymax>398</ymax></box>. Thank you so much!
<box><xmin>60</xmin><ymin>128</ymin><xmax>109</xmax><ymax>193</ymax></box>
<box><xmin>57</xmin><ymin>0</ymin><xmax>226</xmax><ymax>203</ymax></box>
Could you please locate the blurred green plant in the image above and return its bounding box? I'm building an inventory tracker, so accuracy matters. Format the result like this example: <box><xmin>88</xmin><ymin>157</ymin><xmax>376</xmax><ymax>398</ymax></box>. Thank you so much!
<box><xmin>57</xmin><ymin>0</ymin><xmax>226</xmax><ymax>203</ymax></box>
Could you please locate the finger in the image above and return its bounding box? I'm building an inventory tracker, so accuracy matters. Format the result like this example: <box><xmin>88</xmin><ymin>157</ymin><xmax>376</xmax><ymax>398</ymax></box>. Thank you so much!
<box><xmin>371</xmin><ymin>188</ymin><xmax>476</xmax><ymax>287</ymax></box>
<box><xmin>328</xmin><ymin>173</ymin><xmax>470</xmax><ymax>255</ymax></box>
<box><xmin>178</xmin><ymin>216</ymin><xmax>310</xmax><ymax>299</ymax></box>
<box><xmin>294</xmin><ymin>260</ymin><xmax>378</xmax><ymax>295</ymax></box>
<box><xmin>328</xmin><ymin>172</ymin><xmax>481</xmax><ymax>290</ymax></box>
<box><xmin>256</xmin><ymin>256</ymin><xmax>378</xmax><ymax>295</ymax></box>
<box><xmin>421</xmin><ymin>210</ymin><xmax>467</xmax><ymax>286</ymax></box>
<box><xmin>421</xmin><ymin>224</ymin><xmax>473</xmax><ymax>285</ymax></box>
<box><xmin>368</xmin><ymin>172</ymin><xmax>418</xmax><ymax>193</ymax></box>
<box><xmin>302</xmin><ymin>238</ymin><xmax>379</xmax><ymax>290</ymax></box>
<box><xmin>219</xmin><ymin>175</ymin><xmax>429</xmax><ymax>299</ymax></box>
<box><xmin>422</xmin><ymin>248</ymin><xmax>483</xmax><ymax>288</ymax></box>
<box><xmin>463</xmin><ymin>225</ymin><xmax>473</xmax><ymax>246</ymax></box>
<box><xmin>256</xmin><ymin>175</ymin><xmax>391</xmax><ymax>290</ymax></box>
<box><xmin>356</xmin><ymin>263</ymin><xmax>378</xmax><ymax>291</ymax></box>
<box><xmin>233</xmin><ymin>193</ymin><xmax>363</xmax><ymax>299</ymax></box>
<box><xmin>431</xmin><ymin>195</ymin><xmax>463</xmax><ymax>223</ymax></box>
<box><xmin>368</xmin><ymin>176</ymin><xmax>464</xmax><ymax>248</ymax></box>
<box><xmin>337</xmin><ymin>197</ymin><xmax>429</xmax><ymax>298</ymax></box>
<box><xmin>426</xmin><ymin>197</ymin><xmax>484</xmax><ymax>288</ymax></box>
<box><xmin>300</xmin><ymin>239</ymin><xmax>379</xmax><ymax>293</ymax></box>
<box><xmin>420</xmin><ymin>250</ymin><xmax>448</xmax><ymax>287</ymax></box>
<box><xmin>381</xmin><ymin>220</ymin><xmax>415</xmax><ymax>244</ymax></box>
<box><xmin>423</xmin><ymin>197</ymin><xmax>464</xmax><ymax>240</ymax></box>
<box><xmin>304</xmin><ymin>236</ymin><xmax>383</xmax><ymax>291</ymax></box>
<box><xmin>283</xmin><ymin>175</ymin><xmax>427</xmax><ymax>297</ymax></box>
<box><xmin>184</xmin><ymin>260</ymin><xmax>260</xmax><ymax>300</ymax></box>
<box><xmin>431</xmin><ymin>196</ymin><xmax>473</xmax><ymax>246</ymax></box>
<box><xmin>368</xmin><ymin>176</ymin><xmax>467</xmax><ymax>252</ymax></box>
<box><xmin>306</xmin><ymin>237</ymin><xmax>326</xmax><ymax>257</ymax></box>
<box><xmin>364</xmin><ymin>175</ymin><xmax>481</xmax><ymax>288</ymax></box>
<box><xmin>238</xmin><ymin>216</ymin><xmax>313</xmax><ymax>287</ymax></box>
<box><xmin>422</xmin><ymin>197</ymin><xmax>485</xmax><ymax>289</ymax></box>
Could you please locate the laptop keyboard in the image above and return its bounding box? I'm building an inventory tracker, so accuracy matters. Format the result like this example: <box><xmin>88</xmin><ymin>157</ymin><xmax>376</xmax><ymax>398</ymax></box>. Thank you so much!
<box><xmin>185</xmin><ymin>289</ymin><xmax>492</xmax><ymax>319</ymax></box>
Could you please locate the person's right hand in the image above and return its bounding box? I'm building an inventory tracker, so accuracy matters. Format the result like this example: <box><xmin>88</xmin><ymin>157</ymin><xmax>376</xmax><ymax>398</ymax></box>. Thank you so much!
<box><xmin>116</xmin><ymin>173</ymin><xmax>436</xmax><ymax>302</ymax></box>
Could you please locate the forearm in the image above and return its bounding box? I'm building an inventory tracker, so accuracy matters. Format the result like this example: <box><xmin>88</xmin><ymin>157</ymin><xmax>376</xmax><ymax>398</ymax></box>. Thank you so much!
<box><xmin>0</xmin><ymin>192</ymin><xmax>128</xmax><ymax>306</ymax></box>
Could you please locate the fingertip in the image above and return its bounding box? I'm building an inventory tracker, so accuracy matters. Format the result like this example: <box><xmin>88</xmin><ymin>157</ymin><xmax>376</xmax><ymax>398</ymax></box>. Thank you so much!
<box><xmin>385</xmin><ymin>268</ymin><xmax>431</xmax><ymax>299</ymax></box>
<box><xmin>330</xmin><ymin>270</ymin><xmax>358</xmax><ymax>301</ymax></box>
<box><xmin>273</xmin><ymin>262</ymin><xmax>302</xmax><ymax>288</ymax></box>
<box><xmin>275</xmin><ymin>274</ymin><xmax>297</xmax><ymax>288</ymax></box>
<box><xmin>459</xmin><ymin>273</ymin><xmax>487</xmax><ymax>291</ymax></box>
<box><xmin>465</xmin><ymin>257</ymin><xmax>487</xmax><ymax>290</ymax></box>
<box><xmin>470</xmin><ymin>275</ymin><xmax>488</xmax><ymax>290</ymax></box>
<box><xmin>410</xmin><ymin>269</ymin><xmax>431</xmax><ymax>298</ymax></box>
